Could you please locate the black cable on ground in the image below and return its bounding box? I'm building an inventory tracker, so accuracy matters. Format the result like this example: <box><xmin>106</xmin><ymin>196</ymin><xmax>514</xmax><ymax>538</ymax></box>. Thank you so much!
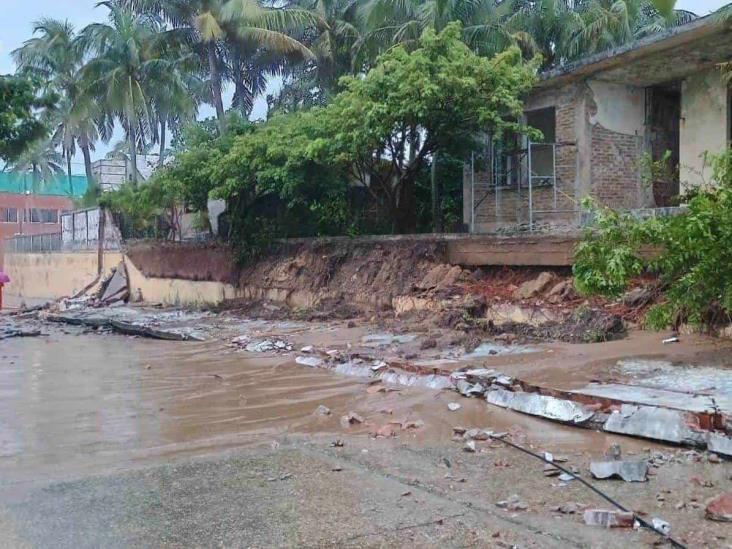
<box><xmin>488</xmin><ymin>434</ymin><xmax>687</xmax><ymax>549</ymax></box>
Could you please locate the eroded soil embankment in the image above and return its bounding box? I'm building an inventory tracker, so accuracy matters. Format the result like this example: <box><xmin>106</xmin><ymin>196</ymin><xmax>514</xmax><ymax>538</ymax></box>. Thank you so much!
<box><xmin>195</xmin><ymin>240</ymin><xmax>626</xmax><ymax>344</ymax></box>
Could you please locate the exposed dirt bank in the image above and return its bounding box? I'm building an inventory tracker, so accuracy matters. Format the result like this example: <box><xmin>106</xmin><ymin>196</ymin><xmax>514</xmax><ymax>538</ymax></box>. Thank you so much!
<box><xmin>191</xmin><ymin>240</ymin><xmax>634</xmax><ymax>345</ymax></box>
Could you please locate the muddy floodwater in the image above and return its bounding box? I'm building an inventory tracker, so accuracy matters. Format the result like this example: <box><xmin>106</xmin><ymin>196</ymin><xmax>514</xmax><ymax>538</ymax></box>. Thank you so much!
<box><xmin>1</xmin><ymin>329</ymin><xmax>646</xmax><ymax>485</ymax></box>
<box><xmin>0</xmin><ymin>333</ymin><xmax>369</xmax><ymax>482</ymax></box>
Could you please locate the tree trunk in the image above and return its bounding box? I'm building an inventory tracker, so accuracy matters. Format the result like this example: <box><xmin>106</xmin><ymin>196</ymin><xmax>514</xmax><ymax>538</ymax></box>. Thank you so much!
<box><xmin>80</xmin><ymin>139</ymin><xmax>94</xmax><ymax>187</ymax></box>
<box><xmin>128</xmin><ymin>123</ymin><xmax>138</xmax><ymax>187</ymax></box>
<box><xmin>394</xmin><ymin>177</ymin><xmax>417</xmax><ymax>234</ymax></box>
<box><xmin>158</xmin><ymin>120</ymin><xmax>166</xmax><ymax>168</ymax></box>
<box><xmin>207</xmin><ymin>43</ymin><xmax>226</xmax><ymax>134</ymax></box>
<box><xmin>66</xmin><ymin>154</ymin><xmax>74</xmax><ymax>198</ymax></box>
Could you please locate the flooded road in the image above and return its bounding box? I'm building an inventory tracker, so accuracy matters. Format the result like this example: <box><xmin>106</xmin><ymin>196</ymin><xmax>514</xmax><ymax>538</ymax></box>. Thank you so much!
<box><xmin>1</xmin><ymin>325</ymin><xmax>730</xmax><ymax>547</ymax></box>
<box><xmin>0</xmin><ymin>333</ymin><xmax>366</xmax><ymax>482</ymax></box>
<box><xmin>1</xmin><ymin>328</ymin><xmax>642</xmax><ymax>485</ymax></box>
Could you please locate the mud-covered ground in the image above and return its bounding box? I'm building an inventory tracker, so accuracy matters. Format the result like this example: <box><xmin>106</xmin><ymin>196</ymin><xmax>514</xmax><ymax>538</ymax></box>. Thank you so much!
<box><xmin>1</xmin><ymin>309</ymin><xmax>731</xmax><ymax>547</ymax></box>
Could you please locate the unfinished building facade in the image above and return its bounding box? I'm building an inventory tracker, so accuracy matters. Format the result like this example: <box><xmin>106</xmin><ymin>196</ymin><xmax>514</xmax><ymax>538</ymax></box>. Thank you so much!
<box><xmin>464</xmin><ymin>14</ymin><xmax>732</xmax><ymax>233</ymax></box>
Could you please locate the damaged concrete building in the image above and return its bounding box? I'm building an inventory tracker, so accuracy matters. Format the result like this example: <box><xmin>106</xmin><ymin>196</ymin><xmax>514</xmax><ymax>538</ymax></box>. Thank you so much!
<box><xmin>465</xmin><ymin>14</ymin><xmax>732</xmax><ymax>233</ymax></box>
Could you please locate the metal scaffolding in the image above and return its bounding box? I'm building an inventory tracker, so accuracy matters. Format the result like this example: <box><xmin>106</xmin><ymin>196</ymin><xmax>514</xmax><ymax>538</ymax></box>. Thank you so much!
<box><xmin>469</xmin><ymin>139</ymin><xmax>576</xmax><ymax>233</ymax></box>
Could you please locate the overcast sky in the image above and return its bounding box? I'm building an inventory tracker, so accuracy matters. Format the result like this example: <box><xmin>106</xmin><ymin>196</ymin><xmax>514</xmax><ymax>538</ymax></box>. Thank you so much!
<box><xmin>1</xmin><ymin>0</ymin><xmax>730</xmax><ymax>166</ymax></box>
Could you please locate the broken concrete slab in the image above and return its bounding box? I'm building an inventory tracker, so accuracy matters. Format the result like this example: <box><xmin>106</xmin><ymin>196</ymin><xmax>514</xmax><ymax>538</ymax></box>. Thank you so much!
<box><xmin>706</xmin><ymin>432</ymin><xmax>732</xmax><ymax>457</ymax></box>
<box><xmin>456</xmin><ymin>379</ymin><xmax>485</xmax><ymax>397</ymax></box>
<box><xmin>295</xmin><ymin>356</ymin><xmax>324</xmax><ymax>368</ymax></box>
<box><xmin>513</xmin><ymin>272</ymin><xmax>556</xmax><ymax>300</ymax></box>
<box><xmin>485</xmin><ymin>389</ymin><xmax>596</xmax><ymax>425</ymax></box>
<box><xmin>242</xmin><ymin>339</ymin><xmax>293</xmax><ymax>353</ymax></box>
<box><xmin>361</xmin><ymin>333</ymin><xmax>417</xmax><ymax>347</ymax></box>
<box><xmin>340</xmin><ymin>412</ymin><xmax>364</xmax><ymax>427</ymax></box>
<box><xmin>100</xmin><ymin>262</ymin><xmax>129</xmax><ymax>303</ymax></box>
<box><xmin>590</xmin><ymin>460</ymin><xmax>648</xmax><ymax>482</ymax></box>
<box><xmin>45</xmin><ymin>308</ymin><xmax>208</xmax><ymax>341</ymax></box>
<box><xmin>602</xmin><ymin>405</ymin><xmax>705</xmax><ymax>446</ymax></box>
<box><xmin>109</xmin><ymin>320</ymin><xmax>206</xmax><ymax>341</ymax></box>
<box><xmin>0</xmin><ymin>327</ymin><xmax>43</xmax><ymax>340</ymax></box>
<box><xmin>464</xmin><ymin>342</ymin><xmax>540</xmax><ymax>358</ymax></box>
<box><xmin>572</xmin><ymin>383</ymin><xmax>717</xmax><ymax>414</ymax></box>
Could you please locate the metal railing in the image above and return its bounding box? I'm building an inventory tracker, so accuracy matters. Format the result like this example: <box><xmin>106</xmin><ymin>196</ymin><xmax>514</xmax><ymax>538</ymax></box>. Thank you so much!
<box><xmin>4</xmin><ymin>233</ymin><xmax>63</xmax><ymax>253</ymax></box>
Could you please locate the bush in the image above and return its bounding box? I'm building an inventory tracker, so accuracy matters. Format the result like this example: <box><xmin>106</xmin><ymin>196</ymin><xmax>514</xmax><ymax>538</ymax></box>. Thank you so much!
<box><xmin>573</xmin><ymin>149</ymin><xmax>732</xmax><ymax>331</ymax></box>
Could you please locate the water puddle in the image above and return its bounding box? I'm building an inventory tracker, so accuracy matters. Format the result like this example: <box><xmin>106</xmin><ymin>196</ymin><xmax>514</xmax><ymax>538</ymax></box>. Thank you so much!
<box><xmin>463</xmin><ymin>341</ymin><xmax>541</xmax><ymax>358</ymax></box>
<box><xmin>361</xmin><ymin>333</ymin><xmax>418</xmax><ymax>347</ymax></box>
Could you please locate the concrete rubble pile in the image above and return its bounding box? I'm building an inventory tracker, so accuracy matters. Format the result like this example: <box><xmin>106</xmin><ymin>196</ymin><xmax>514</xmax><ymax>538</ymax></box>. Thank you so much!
<box><xmin>44</xmin><ymin>307</ymin><xmax>208</xmax><ymax>342</ymax></box>
<box><xmin>286</xmin><ymin>343</ymin><xmax>732</xmax><ymax>457</ymax></box>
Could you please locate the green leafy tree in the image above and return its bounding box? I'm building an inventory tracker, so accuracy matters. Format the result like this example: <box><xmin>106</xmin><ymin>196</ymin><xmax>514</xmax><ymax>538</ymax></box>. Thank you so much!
<box><xmin>0</xmin><ymin>75</ymin><xmax>55</xmax><ymax>163</ymax></box>
<box><xmin>324</xmin><ymin>23</ymin><xmax>539</xmax><ymax>232</ymax></box>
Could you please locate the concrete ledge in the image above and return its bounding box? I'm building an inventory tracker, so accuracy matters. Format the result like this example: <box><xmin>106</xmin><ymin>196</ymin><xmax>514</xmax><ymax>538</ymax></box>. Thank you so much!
<box><xmin>446</xmin><ymin>235</ymin><xmax>578</xmax><ymax>266</ymax></box>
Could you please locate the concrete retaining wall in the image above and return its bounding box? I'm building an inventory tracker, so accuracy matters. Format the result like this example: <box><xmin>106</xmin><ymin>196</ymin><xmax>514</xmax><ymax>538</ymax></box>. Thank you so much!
<box><xmin>3</xmin><ymin>235</ymin><xmax>580</xmax><ymax>307</ymax></box>
<box><xmin>124</xmin><ymin>255</ymin><xmax>241</xmax><ymax>306</ymax></box>
<box><xmin>4</xmin><ymin>251</ymin><xmax>123</xmax><ymax>301</ymax></box>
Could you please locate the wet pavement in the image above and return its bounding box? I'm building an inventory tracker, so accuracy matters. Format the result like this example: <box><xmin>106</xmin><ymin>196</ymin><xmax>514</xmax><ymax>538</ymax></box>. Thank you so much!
<box><xmin>1</xmin><ymin>320</ymin><xmax>731</xmax><ymax>547</ymax></box>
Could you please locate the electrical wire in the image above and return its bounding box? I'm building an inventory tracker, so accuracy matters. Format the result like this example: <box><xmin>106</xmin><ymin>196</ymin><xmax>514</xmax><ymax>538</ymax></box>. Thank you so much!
<box><xmin>488</xmin><ymin>434</ymin><xmax>687</xmax><ymax>549</ymax></box>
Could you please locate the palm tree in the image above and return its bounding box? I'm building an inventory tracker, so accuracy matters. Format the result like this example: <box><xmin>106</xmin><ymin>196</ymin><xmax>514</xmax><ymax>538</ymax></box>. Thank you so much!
<box><xmin>570</xmin><ymin>0</ymin><xmax>697</xmax><ymax>58</ymax></box>
<box><xmin>635</xmin><ymin>0</ymin><xmax>697</xmax><ymax>37</ymax></box>
<box><xmin>9</xmin><ymin>138</ymin><xmax>64</xmax><ymax>192</ymax></box>
<box><xmin>358</xmin><ymin>0</ymin><xmax>510</xmax><ymax>62</ymax></box>
<box><xmin>500</xmin><ymin>0</ymin><xmax>584</xmax><ymax>68</ymax></box>
<box><xmin>124</xmin><ymin>0</ymin><xmax>317</xmax><ymax>133</ymax></box>
<box><xmin>299</xmin><ymin>0</ymin><xmax>362</xmax><ymax>87</ymax></box>
<box><xmin>79</xmin><ymin>3</ymin><xmax>170</xmax><ymax>186</ymax></box>
<box><xmin>12</xmin><ymin>18</ymin><xmax>103</xmax><ymax>192</ymax></box>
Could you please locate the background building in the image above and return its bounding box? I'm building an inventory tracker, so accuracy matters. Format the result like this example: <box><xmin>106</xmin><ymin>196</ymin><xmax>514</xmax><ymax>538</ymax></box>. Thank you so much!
<box><xmin>0</xmin><ymin>173</ymin><xmax>88</xmax><ymax>239</ymax></box>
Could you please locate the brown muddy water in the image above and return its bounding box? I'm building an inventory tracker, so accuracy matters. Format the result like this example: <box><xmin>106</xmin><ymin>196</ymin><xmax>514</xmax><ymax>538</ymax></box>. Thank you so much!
<box><xmin>0</xmin><ymin>330</ymin><xmax>647</xmax><ymax>483</ymax></box>
<box><xmin>0</xmin><ymin>333</ymin><xmax>366</xmax><ymax>481</ymax></box>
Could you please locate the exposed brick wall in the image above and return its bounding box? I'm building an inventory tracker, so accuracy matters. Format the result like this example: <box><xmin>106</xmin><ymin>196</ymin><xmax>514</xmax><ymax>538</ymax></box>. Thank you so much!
<box><xmin>590</xmin><ymin>125</ymin><xmax>643</xmax><ymax>209</ymax></box>
<box><xmin>465</xmin><ymin>79</ymin><xmax>647</xmax><ymax>230</ymax></box>
<box><xmin>465</xmin><ymin>83</ymin><xmax>580</xmax><ymax>230</ymax></box>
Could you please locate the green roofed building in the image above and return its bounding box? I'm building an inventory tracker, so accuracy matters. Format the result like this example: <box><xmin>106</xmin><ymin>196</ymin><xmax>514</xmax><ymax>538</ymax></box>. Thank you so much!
<box><xmin>0</xmin><ymin>172</ymin><xmax>89</xmax><ymax>198</ymax></box>
<box><xmin>0</xmin><ymin>172</ymin><xmax>91</xmax><ymax>239</ymax></box>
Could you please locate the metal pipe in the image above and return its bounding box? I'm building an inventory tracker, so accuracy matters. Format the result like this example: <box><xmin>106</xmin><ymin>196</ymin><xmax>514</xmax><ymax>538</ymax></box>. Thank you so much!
<box><xmin>552</xmin><ymin>142</ymin><xmax>558</xmax><ymax>210</ymax></box>
<box><xmin>528</xmin><ymin>140</ymin><xmax>533</xmax><ymax>230</ymax></box>
<box><xmin>470</xmin><ymin>151</ymin><xmax>475</xmax><ymax>233</ymax></box>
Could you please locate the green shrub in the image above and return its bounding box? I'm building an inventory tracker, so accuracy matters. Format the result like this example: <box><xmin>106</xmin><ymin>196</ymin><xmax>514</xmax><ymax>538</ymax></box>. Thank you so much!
<box><xmin>573</xmin><ymin>149</ymin><xmax>732</xmax><ymax>331</ymax></box>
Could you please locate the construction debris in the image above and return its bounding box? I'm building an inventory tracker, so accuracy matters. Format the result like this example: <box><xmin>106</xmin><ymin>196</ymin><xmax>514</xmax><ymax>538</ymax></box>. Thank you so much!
<box><xmin>513</xmin><ymin>272</ymin><xmax>556</xmax><ymax>300</ymax></box>
<box><xmin>0</xmin><ymin>326</ymin><xmax>43</xmax><ymax>340</ymax></box>
<box><xmin>447</xmin><ymin>402</ymin><xmax>462</xmax><ymax>412</ymax></box>
<box><xmin>590</xmin><ymin>460</ymin><xmax>649</xmax><ymax>482</ymax></box>
<box><xmin>296</xmin><ymin>356</ymin><xmax>324</xmax><ymax>368</ymax></box>
<box><xmin>496</xmin><ymin>495</ymin><xmax>528</xmax><ymax>511</ymax></box>
<box><xmin>236</xmin><ymin>338</ymin><xmax>293</xmax><ymax>353</ymax></box>
<box><xmin>314</xmin><ymin>405</ymin><xmax>331</xmax><ymax>416</ymax></box>
<box><xmin>706</xmin><ymin>493</ymin><xmax>732</xmax><ymax>522</ymax></box>
<box><xmin>706</xmin><ymin>433</ymin><xmax>732</xmax><ymax>457</ymax></box>
<box><xmin>99</xmin><ymin>262</ymin><xmax>130</xmax><ymax>304</ymax></box>
<box><xmin>341</xmin><ymin>411</ymin><xmax>364</xmax><ymax>426</ymax></box>
<box><xmin>582</xmin><ymin>509</ymin><xmax>636</xmax><ymax>528</ymax></box>
<box><xmin>485</xmin><ymin>389</ymin><xmax>596</xmax><ymax>425</ymax></box>
<box><xmin>651</xmin><ymin>517</ymin><xmax>670</xmax><ymax>535</ymax></box>
<box><xmin>603</xmin><ymin>405</ymin><xmax>703</xmax><ymax>445</ymax></box>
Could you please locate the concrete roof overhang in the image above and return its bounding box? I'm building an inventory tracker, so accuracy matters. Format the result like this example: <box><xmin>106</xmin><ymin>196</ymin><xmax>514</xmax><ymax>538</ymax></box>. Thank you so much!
<box><xmin>536</xmin><ymin>13</ymin><xmax>732</xmax><ymax>88</ymax></box>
